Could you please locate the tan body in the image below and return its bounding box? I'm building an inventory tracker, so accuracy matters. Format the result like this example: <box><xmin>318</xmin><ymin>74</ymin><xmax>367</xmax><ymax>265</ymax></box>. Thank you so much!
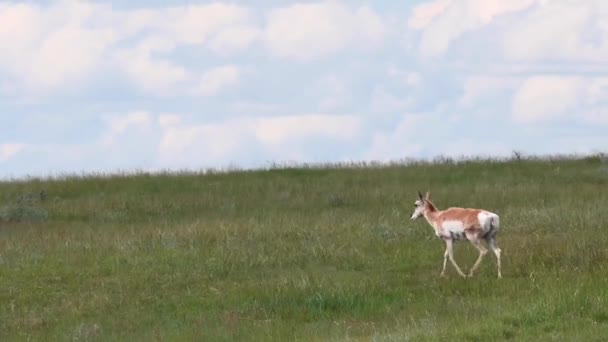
<box><xmin>411</xmin><ymin>192</ymin><xmax>502</xmax><ymax>278</ymax></box>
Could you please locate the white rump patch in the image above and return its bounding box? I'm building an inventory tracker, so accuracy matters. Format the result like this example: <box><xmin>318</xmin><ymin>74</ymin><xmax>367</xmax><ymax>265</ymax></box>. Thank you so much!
<box><xmin>477</xmin><ymin>211</ymin><xmax>498</xmax><ymax>233</ymax></box>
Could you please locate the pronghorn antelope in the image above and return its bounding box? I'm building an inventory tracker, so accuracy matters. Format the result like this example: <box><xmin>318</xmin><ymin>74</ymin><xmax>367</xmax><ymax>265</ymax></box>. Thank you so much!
<box><xmin>410</xmin><ymin>191</ymin><xmax>502</xmax><ymax>279</ymax></box>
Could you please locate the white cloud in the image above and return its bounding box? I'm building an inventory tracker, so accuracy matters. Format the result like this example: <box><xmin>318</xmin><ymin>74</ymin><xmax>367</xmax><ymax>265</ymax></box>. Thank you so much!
<box><xmin>410</xmin><ymin>0</ymin><xmax>608</xmax><ymax>64</ymax></box>
<box><xmin>253</xmin><ymin>114</ymin><xmax>361</xmax><ymax>145</ymax></box>
<box><xmin>0</xmin><ymin>2</ymin><xmax>254</xmax><ymax>96</ymax></box>
<box><xmin>406</xmin><ymin>72</ymin><xmax>421</xmax><ymax>86</ymax></box>
<box><xmin>355</xmin><ymin>7</ymin><xmax>386</xmax><ymax>43</ymax></box>
<box><xmin>459</xmin><ymin>75</ymin><xmax>516</xmax><ymax>106</ymax></box>
<box><xmin>159</xmin><ymin>113</ymin><xmax>362</xmax><ymax>165</ymax></box>
<box><xmin>158</xmin><ymin>114</ymin><xmax>182</xmax><ymax>128</ymax></box>
<box><xmin>113</xmin><ymin>35</ymin><xmax>188</xmax><ymax>95</ymax></box>
<box><xmin>582</xmin><ymin>78</ymin><xmax>608</xmax><ymax>124</ymax></box>
<box><xmin>370</xmin><ymin>87</ymin><xmax>412</xmax><ymax>113</ymax></box>
<box><xmin>5</xmin><ymin>1</ymin><xmax>608</xmax><ymax>178</ymax></box>
<box><xmin>114</xmin><ymin>4</ymin><xmax>253</xmax><ymax>96</ymax></box>
<box><xmin>410</xmin><ymin>0</ymin><xmax>537</xmax><ymax>56</ymax></box>
<box><xmin>408</xmin><ymin>0</ymin><xmax>452</xmax><ymax>30</ymax></box>
<box><xmin>112</xmin><ymin>4</ymin><xmax>255</xmax><ymax>50</ymax></box>
<box><xmin>0</xmin><ymin>144</ymin><xmax>26</xmax><ymax>162</ymax></box>
<box><xmin>208</xmin><ymin>26</ymin><xmax>261</xmax><ymax>55</ymax></box>
<box><xmin>512</xmin><ymin>76</ymin><xmax>608</xmax><ymax>125</ymax></box>
<box><xmin>110</xmin><ymin>111</ymin><xmax>152</xmax><ymax>133</ymax></box>
<box><xmin>231</xmin><ymin>101</ymin><xmax>280</xmax><ymax>114</ymax></box>
<box><xmin>584</xmin><ymin>108</ymin><xmax>608</xmax><ymax>125</ymax></box>
<box><xmin>0</xmin><ymin>82</ymin><xmax>17</xmax><ymax>97</ymax></box>
<box><xmin>263</xmin><ymin>2</ymin><xmax>385</xmax><ymax>61</ymax></box>
<box><xmin>27</xmin><ymin>25</ymin><xmax>116</xmax><ymax>89</ymax></box>
<box><xmin>0</xmin><ymin>4</ymin><xmax>43</xmax><ymax>68</ymax></box>
<box><xmin>102</xmin><ymin>111</ymin><xmax>153</xmax><ymax>146</ymax></box>
<box><xmin>193</xmin><ymin>65</ymin><xmax>241</xmax><ymax>97</ymax></box>
<box><xmin>118</xmin><ymin>3</ymin><xmax>255</xmax><ymax>46</ymax></box>
<box><xmin>502</xmin><ymin>1</ymin><xmax>605</xmax><ymax>62</ymax></box>
<box><xmin>116</xmin><ymin>47</ymin><xmax>244</xmax><ymax>97</ymax></box>
<box><xmin>470</xmin><ymin>0</ymin><xmax>537</xmax><ymax>24</ymax></box>
<box><xmin>160</xmin><ymin>122</ymin><xmax>244</xmax><ymax>162</ymax></box>
<box><xmin>512</xmin><ymin>76</ymin><xmax>583</xmax><ymax>123</ymax></box>
<box><xmin>118</xmin><ymin>53</ymin><xmax>189</xmax><ymax>95</ymax></box>
<box><xmin>366</xmin><ymin>112</ymin><xmax>513</xmax><ymax>160</ymax></box>
<box><xmin>365</xmin><ymin>114</ymin><xmax>425</xmax><ymax>161</ymax></box>
<box><xmin>0</xmin><ymin>2</ymin><xmax>117</xmax><ymax>92</ymax></box>
<box><xmin>585</xmin><ymin>78</ymin><xmax>608</xmax><ymax>105</ymax></box>
<box><xmin>387</xmin><ymin>67</ymin><xmax>421</xmax><ymax>86</ymax></box>
<box><xmin>317</xmin><ymin>74</ymin><xmax>351</xmax><ymax>111</ymax></box>
<box><xmin>163</xmin><ymin>4</ymin><xmax>253</xmax><ymax>46</ymax></box>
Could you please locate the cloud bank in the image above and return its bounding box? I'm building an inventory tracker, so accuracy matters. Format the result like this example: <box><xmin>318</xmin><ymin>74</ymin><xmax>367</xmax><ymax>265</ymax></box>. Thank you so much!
<box><xmin>1</xmin><ymin>0</ymin><xmax>606</xmax><ymax>177</ymax></box>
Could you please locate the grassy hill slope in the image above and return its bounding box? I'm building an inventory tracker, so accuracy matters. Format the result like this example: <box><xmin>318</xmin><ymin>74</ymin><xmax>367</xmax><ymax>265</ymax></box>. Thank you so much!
<box><xmin>1</xmin><ymin>156</ymin><xmax>608</xmax><ymax>341</ymax></box>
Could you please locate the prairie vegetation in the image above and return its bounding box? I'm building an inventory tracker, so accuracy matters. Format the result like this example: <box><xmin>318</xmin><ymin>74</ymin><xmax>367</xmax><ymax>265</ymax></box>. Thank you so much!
<box><xmin>1</xmin><ymin>154</ymin><xmax>607</xmax><ymax>341</ymax></box>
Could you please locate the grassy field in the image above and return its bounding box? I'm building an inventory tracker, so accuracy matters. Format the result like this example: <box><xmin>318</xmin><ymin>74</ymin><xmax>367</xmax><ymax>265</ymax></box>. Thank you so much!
<box><xmin>1</xmin><ymin>155</ymin><xmax>608</xmax><ymax>341</ymax></box>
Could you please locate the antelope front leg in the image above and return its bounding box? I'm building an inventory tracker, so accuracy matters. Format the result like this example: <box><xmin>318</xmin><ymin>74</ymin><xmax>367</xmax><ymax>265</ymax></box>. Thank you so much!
<box><xmin>440</xmin><ymin>248</ymin><xmax>449</xmax><ymax>277</ymax></box>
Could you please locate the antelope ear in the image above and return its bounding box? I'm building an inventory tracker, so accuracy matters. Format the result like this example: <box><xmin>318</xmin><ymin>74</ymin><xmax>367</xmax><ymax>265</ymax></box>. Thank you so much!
<box><xmin>425</xmin><ymin>191</ymin><xmax>430</xmax><ymax>200</ymax></box>
<box><xmin>418</xmin><ymin>191</ymin><xmax>424</xmax><ymax>200</ymax></box>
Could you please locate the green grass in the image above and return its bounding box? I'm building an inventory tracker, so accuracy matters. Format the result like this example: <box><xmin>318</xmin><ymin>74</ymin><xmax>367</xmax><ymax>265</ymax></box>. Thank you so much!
<box><xmin>1</xmin><ymin>155</ymin><xmax>608</xmax><ymax>341</ymax></box>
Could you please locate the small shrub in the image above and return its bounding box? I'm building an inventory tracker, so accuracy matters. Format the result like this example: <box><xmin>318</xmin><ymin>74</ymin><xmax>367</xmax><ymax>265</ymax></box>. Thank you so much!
<box><xmin>0</xmin><ymin>189</ymin><xmax>50</xmax><ymax>223</ymax></box>
<box><xmin>327</xmin><ymin>193</ymin><xmax>345</xmax><ymax>208</ymax></box>
<box><xmin>0</xmin><ymin>204</ymin><xmax>48</xmax><ymax>223</ymax></box>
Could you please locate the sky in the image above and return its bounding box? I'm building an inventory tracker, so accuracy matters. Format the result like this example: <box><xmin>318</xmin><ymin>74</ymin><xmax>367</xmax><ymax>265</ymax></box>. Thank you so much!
<box><xmin>1</xmin><ymin>0</ymin><xmax>607</xmax><ymax>178</ymax></box>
